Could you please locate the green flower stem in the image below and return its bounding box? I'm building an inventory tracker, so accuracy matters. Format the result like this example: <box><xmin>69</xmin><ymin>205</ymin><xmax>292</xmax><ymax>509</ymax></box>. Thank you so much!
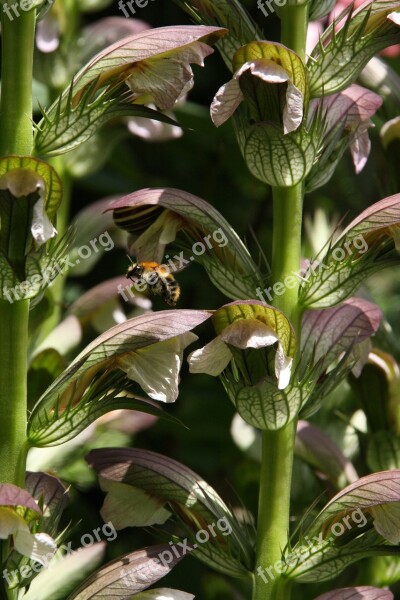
<box><xmin>280</xmin><ymin>2</ymin><xmax>309</xmax><ymax>59</ymax></box>
<box><xmin>0</xmin><ymin>300</ymin><xmax>30</xmax><ymax>485</ymax></box>
<box><xmin>253</xmin><ymin>6</ymin><xmax>308</xmax><ymax>600</ymax></box>
<box><xmin>0</xmin><ymin>10</ymin><xmax>35</xmax><ymax>156</ymax></box>
<box><xmin>0</xmin><ymin>10</ymin><xmax>36</xmax><ymax>485</ymax></box>
<box><xmin>253</xmin><ymin>422</ymin><xmax>297</xmax><ymax>600</ymax></box>
<box><xmin>253</xmin><ymin>187</ymin><xmax>304</xmax><ymax>600</ymax></box>
<box><xmin>271</xmin><ymin>184</ymin><xmax>304</xmax><ymax>326</ymax></box>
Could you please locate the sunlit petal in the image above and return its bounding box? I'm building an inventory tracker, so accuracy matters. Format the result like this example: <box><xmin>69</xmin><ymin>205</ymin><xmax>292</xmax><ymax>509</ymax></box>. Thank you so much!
<box><xmin>275</xmin><ymin>343</ymin><xmax>293</xmax><ymax>389</ymax></box>
<box><xmin>210</xmin><ymin>79</ymin><xmax>243</xmax><ymax>127</ymax></box>
<box><xmin>118</xmin><ymin>333</ymin><xmax>197</xmax><ymax>402</ymax></box>
<box><xmin>14</xmin><ymin>530</ymin><xmax>57</xmax><ymax>565</ymax></box>
<box><xmin>221</xmin><ymin>319</ymin><xmax>279</xmax><ymax>349</ymax></box>
<box><xmin>31</xmin><ymin>195</ymin><xmax>57</xmax><ymax>245</ymax></box>
<box><xmin>188</xmin><ymin>335</ymin><xmax>232</xmax><ymax>376</ymax></box>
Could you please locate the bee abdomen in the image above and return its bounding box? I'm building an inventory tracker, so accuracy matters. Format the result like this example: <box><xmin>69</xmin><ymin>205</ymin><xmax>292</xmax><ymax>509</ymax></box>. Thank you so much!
<box><xmin>163</xmin><ymin>278</ymin><xmax>181</xmax><ymax>306</ymax></box>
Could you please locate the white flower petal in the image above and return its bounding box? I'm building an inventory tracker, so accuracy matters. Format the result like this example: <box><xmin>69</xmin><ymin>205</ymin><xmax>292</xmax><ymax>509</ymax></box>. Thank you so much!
<box><xmin>351</xmin><ymin>339</ymin><xmax>372</xmax><ymax>378</ymax></box>
<box><xmin>249</xmin><ymin>60</ymin><xmax>289</xmax><ymax>85</ymax></box>
<box><xmin>127</xmin><ymin>43</ymin><xmax>212</xmax><ymax>111</ymax></box>
<box><xmin>388</xmin><ymin>11</ymin><xmax>400</xmax><ymax>25</ymax></box>
<box><xmin>132</xmin><ymin>210</ymin><xmax>182</xmax><ymax>263</ymax></box>
<box><xmin>14</xmin><ymin>530</ymin><xmax>57</xmax><ymax>565</ymax></box>
<box><xmin>210</xmin><ymin>78</ymin><xmax>244</xmax><ymax>127</ymax></box>
<box><xmin>100</xmin><ymin>482</ymin><xmax>170</xmax><ymax>529</ymax></box>
<box><xmin>230</xmin><ymin>413</ymin><xmax>258</xmax><ymax>451</ymax></box>
<box><xmin>136</xmin><ymin>589</ymin><xmax>195</xmax><ymax>600</ymax></box>
<box><xmin>284</xmin><ymin>81</ymin><xmax>304</xmax><ymax>134</ymax></box>
<box><xmin>275</xmin><ymin>344</ymin><xmax>293</xmax><ymax>389</ymax></box>
<box><xmin>36</xmin><ymin>15</ymin><xmax>60</xmax><ymax>53</ymax></box>
<box><xmin>128</xmin><ymin>60</ymin><xmax>193</xmax><ymax>110</ymax></box>
<box><xmin>350</xmin><ymin>123</ymin><xmax>372</xmax><ymax>174</ymax></box>
<box><xmin>127</xmin><ymin>117</ymin><xmax>183</xmax><ymax>141</ymax></box>
<box><xmin>221</xmin><ymin>320</ymin><xmax>279</xmax><ymax>349</ymax></box>
<box><xmin>118</xmin><ymin>334</ymin><xmax>197</xmax><ymax>403</ymax></box>
<box><xmin>188</xmin><ymin>335</ymin><xmax>232</xmax><ymax>376</ymax></box>
<box><xmin>31</xmin><ymin>196</ymin><xmax>57</xmax><ymax>245</ymax></box>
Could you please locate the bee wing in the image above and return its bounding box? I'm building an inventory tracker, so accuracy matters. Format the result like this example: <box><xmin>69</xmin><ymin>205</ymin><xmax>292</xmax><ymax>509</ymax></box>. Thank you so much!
<box><xmin>162</xmin><ymin>253</ymin><xmax>191</xmax><ymax>274</ymax></box>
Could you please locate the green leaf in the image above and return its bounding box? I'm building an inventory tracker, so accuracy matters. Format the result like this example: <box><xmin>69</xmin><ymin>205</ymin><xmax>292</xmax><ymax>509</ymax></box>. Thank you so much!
<box><xmin>309</xmin><ymin>0</ymin><xmax>336</xmax><ymax>20</ymax></box>
<box><xmin>173</xmin><ymin>0</ymin><xmax>261</xmax><ymax>68</ymax></box>
<box><xmin>88</xmin><ymin>447</ymin><xmax>234</xmax><ymax>525</ymax></box>
<box><xmin>233</xmin><ymin>379</ymin><xmax>309</xmax><ymax>430</ymax></box>
<box><xmin>308</xmin><ymin>470</ymin><xmax>400</xmax><ymax>538</ymax></box>
<box><xmin>28</xmin><ymin>311</ymin><xmax>210</xmax><ymax>446</ymax></box>
<box><xmin>87</xmin><ymin>448</ymin><xmax>254</xmax><ymax>576</ymax></box>
<box><xmin>299</xmin><ymin>194</ymin><xmax>400</xmax><ymax>309</ymax></box>
<box><xmin>66</xmin><ymin>545</ymin><xmax>185</xmax><ymax>600</ymax></box>
<box><xmin>241</xmin><ymin>122</ymin><xmax>316</xmax><ymax>187</ymax></box>
<box><xmin>296</xmin><ymin>420</ymin><xmax>358</xmax><ymax>489</ymax></box>
<box><xmin>287</xmin><ymin>530</ymin><xmax>400</xmax><ymax>583</ymax></box>
<box><xmin>308</xmin><ymin>1</ymin><xmax>400</xmax><ymax>97</ymax></box>
<box><xmin>35</xmin><ymin>100</ymin><xmax>180</xmax><ymax>157</ymax></box>
<box><xmin>299</xmin><ymin>298</ymin><xmax>381</xmax><ymax>376</ymax></box>
<box><xmin>34</xmin><ymin>26</ymin><xmax>226</xmax><ymax>156</ymax></box>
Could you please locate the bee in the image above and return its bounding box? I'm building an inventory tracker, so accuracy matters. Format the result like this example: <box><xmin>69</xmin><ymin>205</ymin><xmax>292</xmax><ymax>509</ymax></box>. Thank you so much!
<box><xmin>126</xmin><ymin>260</ymin><xmax>181</xmax><ymax>306</ymax></box>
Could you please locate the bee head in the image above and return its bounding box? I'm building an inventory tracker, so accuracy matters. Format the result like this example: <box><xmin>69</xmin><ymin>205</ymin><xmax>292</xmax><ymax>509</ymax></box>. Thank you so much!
<box><xmin>126</xmin><ymin>263</ymin><xmax>144</xmax><ymax>280</ymax></box>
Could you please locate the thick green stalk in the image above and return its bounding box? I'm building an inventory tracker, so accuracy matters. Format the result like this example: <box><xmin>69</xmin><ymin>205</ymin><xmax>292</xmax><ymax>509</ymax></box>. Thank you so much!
<box><xmin>253</xmin><ymin>421</ymin><xmax>297</xmax><ymax>600</ymax></box>
<box><xmin>253</xmin><ymin>6</ymin><xmax>308</xmax><ymax>600</ymax></box>
<box><xmin>0</xmin><ymin>301</ymin><xmax>30</xmax><ymax>485</ymax></box>
<box><xmin>0</xmin><ymin>10</ymin><xmax>36</xmax><ymax>485</ymax></box>
<box><xmin>0</xmin><ymin>10</ymin><xmax>35</xmax><ymax>155</ymax></box>
<box><xmin>271</xmin><ymin>185</ymin><xmax>304</xmax><ymax>325</ymax></box>
<box><xmin>280</xmin><ymin>1</ymin><xmax>309</xmax><ymax>59</ymax></box>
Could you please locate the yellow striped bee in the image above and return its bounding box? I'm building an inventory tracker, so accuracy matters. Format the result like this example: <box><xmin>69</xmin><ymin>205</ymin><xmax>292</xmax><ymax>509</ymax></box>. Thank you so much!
<box><xmin>126</xmin><ymin>261</ymin><xmax>181</xmax><ymax>306</ymax></box>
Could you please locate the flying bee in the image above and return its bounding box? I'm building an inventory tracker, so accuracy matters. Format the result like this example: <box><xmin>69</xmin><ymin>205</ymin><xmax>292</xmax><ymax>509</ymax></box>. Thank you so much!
<box><xmin>126</xmin><ymin>260</ymin><xmax>181</xmax><ymax>306</ymax></box>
